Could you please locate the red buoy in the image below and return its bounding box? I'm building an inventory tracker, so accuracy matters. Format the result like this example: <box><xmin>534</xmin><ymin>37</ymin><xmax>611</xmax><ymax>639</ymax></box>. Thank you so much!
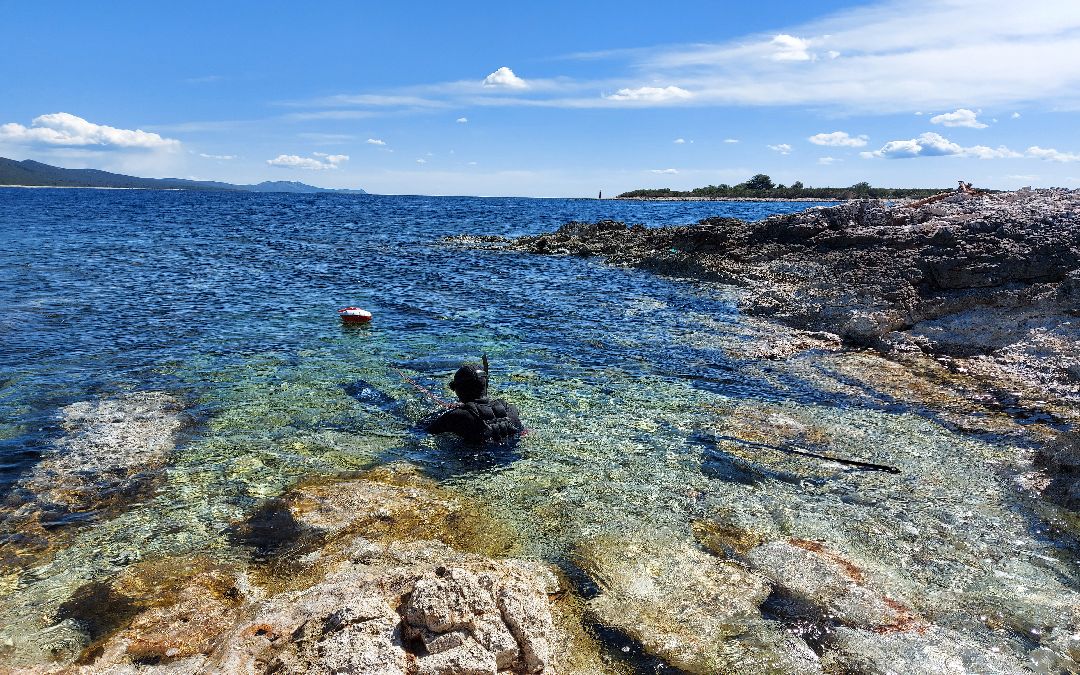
<box><xmin>338</xmin><ymin>307</ymin><xmax>372</xmax><ymax>324</ymax></box>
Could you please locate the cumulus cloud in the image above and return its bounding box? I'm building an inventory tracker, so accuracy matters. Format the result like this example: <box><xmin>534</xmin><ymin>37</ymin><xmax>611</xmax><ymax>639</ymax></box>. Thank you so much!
<box><xmin>266</xmin><ymin>153</ymin><xmax>349</xmax><ymax>170</ymax></box>
<box><xmin>1012</xmin><ymin>112</ymin><xmax>1022</xmax><ymax>119</ymax></box>
<box><xmin>770</xmin><ymin>34</ymin><xmax>813</xmax><ymax>61</ymax></box>
<box><xmin>930</xmin><ymin>108</ymin><xmax>988</xmax><ymax>128</ymax></box>
<box><xmin>482</xmin><ymin>67</ymin><xmax>527</xmax><ymax>89</ymax></box>
<box><xmin>198</xmin><ymin>153</ymin><xmax>235</xmax><ymax>160</ymax></box>
<box><xmin>416</xmin><ymin>158</ymin><xmax>427</xmax><ymax>164</ymax></box>
<box><xmin>1027</xmin><ymin>146</ymin><xmax>1080</xmax><ymax>162</ymax></box>
<box><xmin>767</xmin><ymin>143</ymin><xmax>793</xmax><ymax>154</ymax></box>
<box><xmin>456</xmin><ymin>117</ymin><xmax>468</xmax><ymax>123</ymax></box>
<box><xmin>650</xmin><ymin>168</ymin><xmax>679</xmax><ymax>174</ymax></box>
<box><xmin>366</xmin><ymin>138</ymin><xmax>386</xmax><ymax>146</ymax></box>
<box><xmin>604</xmin><ymin>86</ymin><xmax>692</xmax><ymax>103</ymax></box>
<box><xmin>723</xmin><ymin>138</ymin><xmax>740</xmax><ymax>144</ymax></box>
<box><xmin>0</xmin><ymin>112</ymin><xmax>180</xmax><ymax>149</ymax></box>
<box><xmin>818</xmin><ymin>156</ymin><xmax>840</xmax><ymax>164</ymax></box>
<box><xmin>862</xmin><ymin>132</ymin><xmax>1021</xmax><ymax>159</ymax></box>
<box><xmin>673</xmin><ymin>138</ymin><xmax>686</xmax><ymax>144</ymax></box>
<box><xmin>808</xmin><ymin>131</ymin><xmax>868</xmax><ymax>147</ymax></box>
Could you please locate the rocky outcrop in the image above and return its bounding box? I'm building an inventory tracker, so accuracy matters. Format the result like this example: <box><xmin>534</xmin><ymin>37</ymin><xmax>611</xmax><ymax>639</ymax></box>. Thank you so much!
<box><xmin>450</xmin><ymin>189</ymin><xmax>1080</xmax><ymax>398</ymax></box>
<box><xmin>21</xmin><ymin>467</ymin><xmax>606</xmax><ymax>675</ymax></box>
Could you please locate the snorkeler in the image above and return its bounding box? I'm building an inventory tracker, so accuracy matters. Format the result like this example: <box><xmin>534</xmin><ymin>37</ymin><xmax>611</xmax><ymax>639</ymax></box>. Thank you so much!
<box><xmin>425</xmin><ymin>355</ymin><xmax>524</xmax><ymax>444</ymax></box>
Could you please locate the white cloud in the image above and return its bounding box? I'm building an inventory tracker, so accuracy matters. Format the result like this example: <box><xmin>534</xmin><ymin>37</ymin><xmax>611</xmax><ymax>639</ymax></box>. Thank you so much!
<box><xmin>1011</xmin><ymin>112</ymin><xmax>1022</xmax><ymax>119</ymax></box>
<box><xmin>650</xmin><ymin>168</ymin><xmax>679</xmax><ymax>174</ymax></box>
<box><xmin>930</xmin><ymin>108</ymin><xmax>988</xmax><ymax>128</ymax></box>
<box><xmin>818</xmin><ymin>156</ymin><xmax>841</xmax><ymax>164</ymax></box>
<box><xmin>270</xmin><ymin>1</ymin><xmax>1080</xmax><ymax>116</ymax></box>
<box><xmin>0</xmin><ymin>112</ymin><xmax>180</xmax><ymax>149</ymax></box>
<box><xmin>416</xmin><ymin>158</ymin><xmax>427</xmax><ymax>164</ymax></box>
<box><xmin>366</xmin><ymin>138</ymin><xmax>386</xmax><ymax>146</ymax></box>
<box><xmin>604</xmin><ymin>86</ymin><xmax>692</xmax><ymax>103</ymax></box>
<box><xmin>770</xmin><ymin>34</ymin><xmax>813</xmax><ymax>61</ymax></box>
<box><xmin>1027</xmin><ymin>146</ymin><xmax>1080</xmax><ymax>162</ymax></box>
<box><xmin>198</xmin><ymin>153</ymin><xmax>235</xmax><ymax>160</ymax></box>
<box><xmin>590</xmin><ymin>1</ymin><xmax>1080</xmax><ymax>111</ymax></box>
<box><xmin>808</xmin><ymin>131</ymin><xmax>868</xmax><ymax>147</ymax></box>
<box><xmin>767</xmin><ymin>143</ymin><xmax>793</xmax><ymax>154</ymax></box>
<box><xmin>456</xmin><ymin>117</ymin><xmax>468</xmax><ymax>123</ymax></box>
<box><xmin>482</xmin><ymin>67</ymin><xmax>528</xmax><ymax>89</ymax></box>
<box><xmin>862</xmin><ymin>132</ymin><xmax>1021</xmax><ymax>159</ymax></box>
<box><xmin>723</xmin><ymin>138</ymin><xmax>740</xmax><ymax>144</ymax></box>
<box><xmin>266</xmin><ymin>153</ymin><xmax>349</xmax><ymax>170</ymax></box>
<box><xmin>1007</xmin><ymin>174</ymin><xmax>1038</xmax><ymax>181</ymax></box>
<box><xmin>673</xmin><ymin>138</ymin><xmax>686</xmax><ymax>144</ymax></box>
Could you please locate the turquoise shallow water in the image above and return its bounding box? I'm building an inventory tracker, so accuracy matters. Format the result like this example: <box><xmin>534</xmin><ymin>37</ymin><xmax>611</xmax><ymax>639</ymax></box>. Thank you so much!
<box><xmin>1</xmin><ymin>189</ymin><xmax>1077</xmax><ymax>670</ymax></box>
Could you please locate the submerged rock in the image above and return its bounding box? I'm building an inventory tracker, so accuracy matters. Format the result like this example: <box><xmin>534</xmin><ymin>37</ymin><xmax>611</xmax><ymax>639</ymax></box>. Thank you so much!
<box><xmin>742</xmin><ymin>538</ymin><xmax>923</xmax><ymax>633</ymax></box>
<box><xmin>820</xmin><ymin>625</ymin><xmax>1032</xmax><ymax>674</ymax></box>
<box><xmin>0</xmin><ymin>392</ymin><xmax>187</xmax><ymax>570</ymax></box>
<box><xmin>1035</xmin><ymin>432</ymin><xmax>1080</xmax><ymax>510</ymax></box>
<box><xmin>575</xmin><ymin>532</ymin><xmax>821</xmax><ymax>674</ymax></box>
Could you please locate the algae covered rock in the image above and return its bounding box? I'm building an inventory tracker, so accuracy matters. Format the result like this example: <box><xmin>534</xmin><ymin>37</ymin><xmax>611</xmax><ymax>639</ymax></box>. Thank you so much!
<box><xmin>576</xmin><ymin>532</ymin><xmax>821</xmax><ymax>674</ymax></box>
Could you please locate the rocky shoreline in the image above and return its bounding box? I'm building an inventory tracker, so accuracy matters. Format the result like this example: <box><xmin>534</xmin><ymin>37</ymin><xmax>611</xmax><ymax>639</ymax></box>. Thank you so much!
<box><xmin>450</xmin><ymin>188</ymin><xmax>1080</xmax><ymax>409</ymax></box>
<box><xmin>613</xmin><ymin>196</ymin><xmax>843</xmax><ymax>202</ymax></box>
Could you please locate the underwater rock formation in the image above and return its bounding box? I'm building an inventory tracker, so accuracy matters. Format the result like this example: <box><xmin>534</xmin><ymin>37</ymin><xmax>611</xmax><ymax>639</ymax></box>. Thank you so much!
<box><xmin>575</xmin><ymin>532</ymin><xmax>822</xmax><ymax>674</ymax></box>
<box><xmin>1035</xmin><ymin>432</ymin><xmax>1080</xmax><ymax>510</ymax></box>
<box><xmin>743</xmin><ymin>538</ymin><xmax>923</xmax><ymax>633</ymax></box>
<box><xmin>0</xmin><ymin>392</ymin><xmax>187</xmax><ymax>570</ymax></box>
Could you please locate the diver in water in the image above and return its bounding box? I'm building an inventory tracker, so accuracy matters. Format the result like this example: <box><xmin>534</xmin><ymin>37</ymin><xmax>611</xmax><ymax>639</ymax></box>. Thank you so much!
<box><xmin>425</xmin><ymin>355</ymin><xmax>524</xmax><ymax>444</ymax></box>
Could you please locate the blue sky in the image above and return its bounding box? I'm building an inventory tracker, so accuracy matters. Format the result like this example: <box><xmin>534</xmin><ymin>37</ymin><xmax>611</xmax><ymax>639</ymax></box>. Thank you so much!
<box><xmin>2</xmin><ymin>0</ymin><xmax>1080</xmax><ymax>196</ymax></box>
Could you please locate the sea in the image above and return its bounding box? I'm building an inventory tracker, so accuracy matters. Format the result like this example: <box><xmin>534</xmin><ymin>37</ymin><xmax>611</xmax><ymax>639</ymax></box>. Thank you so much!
<box><xmin>1</xmin><ymin>188</ymin><xmax>1075</xmax><ymax>670</ymax></box>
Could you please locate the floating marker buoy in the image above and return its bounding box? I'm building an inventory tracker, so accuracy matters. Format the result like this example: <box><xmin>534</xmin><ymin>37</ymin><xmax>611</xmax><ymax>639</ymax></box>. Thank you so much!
<box><xmin>338</xmin><ymin>307</ymin><xmax>372</xmax><ymax>324</ymax></box>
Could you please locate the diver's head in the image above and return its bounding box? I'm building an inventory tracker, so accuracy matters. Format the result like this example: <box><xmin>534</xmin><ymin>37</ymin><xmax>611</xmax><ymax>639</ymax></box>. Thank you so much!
<box><xmin>449</xmin><ymin>363</ymin><xmax>487</xmax><ymax>402</ymax></box>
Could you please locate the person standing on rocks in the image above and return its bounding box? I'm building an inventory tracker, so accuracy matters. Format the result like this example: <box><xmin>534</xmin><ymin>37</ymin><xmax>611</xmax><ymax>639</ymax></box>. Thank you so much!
<box><xmin>425</xmin><ymin>355</ymin><xmax>524</xmax><ymax>444</ymax></box>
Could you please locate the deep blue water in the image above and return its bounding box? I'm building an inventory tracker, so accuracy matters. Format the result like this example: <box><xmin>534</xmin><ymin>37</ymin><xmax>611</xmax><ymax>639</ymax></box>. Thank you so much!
<box><xmin>0</xmin><ymin>189</ymin><xmax>830</xmax><ymax>491</ymax></box>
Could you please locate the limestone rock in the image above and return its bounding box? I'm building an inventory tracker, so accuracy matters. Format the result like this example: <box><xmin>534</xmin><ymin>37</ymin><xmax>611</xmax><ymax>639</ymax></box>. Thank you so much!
<box><xmin>743</xmin><ymin>539</ymin><xmax>923</xmax><ymax>632</ymax></box>
<box><xmin>577</xmin><ymin>533</ymin><xmax>821</xmax><ymax>674</ymax></box>
<box><xmin>821</xmin><ymin>625</ymin><xmax>1032</xmax><ymax>674</ymax></box>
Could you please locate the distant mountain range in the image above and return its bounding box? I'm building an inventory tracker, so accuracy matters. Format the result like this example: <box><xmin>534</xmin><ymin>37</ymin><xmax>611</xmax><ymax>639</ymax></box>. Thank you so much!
<box><xmin>0</xmin><ymin>157</ymin><xmax>367</xmax><ymax>194</ymax></box>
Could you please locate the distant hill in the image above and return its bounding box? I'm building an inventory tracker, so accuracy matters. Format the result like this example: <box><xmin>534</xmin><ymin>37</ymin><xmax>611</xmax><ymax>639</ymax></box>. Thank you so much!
<box><xmin>0</xmin><ymin>157</ymin><xmax>367</xmax><ymax>194</ymax></box>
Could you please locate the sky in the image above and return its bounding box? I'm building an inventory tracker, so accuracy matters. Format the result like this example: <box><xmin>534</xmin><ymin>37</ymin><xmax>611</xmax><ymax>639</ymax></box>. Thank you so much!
<box><xmin>2</xmin><ymin>0</ymin><xmax>1080</xmax><ymax>197</ymax></box>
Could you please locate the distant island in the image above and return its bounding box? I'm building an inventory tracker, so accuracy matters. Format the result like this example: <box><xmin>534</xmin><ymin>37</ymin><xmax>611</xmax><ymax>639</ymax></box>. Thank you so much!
<box><xmin>0</xmin><ymin>157</ymin><xmax>367</xmax><ymax>194</ymax></box>
<box><xmin>617</xmin><ymin>174</ymin><xmax>946</xmax><ymax>200</ymax></box>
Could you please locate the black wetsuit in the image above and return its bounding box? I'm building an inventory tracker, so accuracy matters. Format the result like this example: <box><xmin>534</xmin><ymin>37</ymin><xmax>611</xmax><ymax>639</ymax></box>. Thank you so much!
<box><xmin>425</xmin><ymin>397</ymin><xmax>524</xmax><ymax>444</ymax></box>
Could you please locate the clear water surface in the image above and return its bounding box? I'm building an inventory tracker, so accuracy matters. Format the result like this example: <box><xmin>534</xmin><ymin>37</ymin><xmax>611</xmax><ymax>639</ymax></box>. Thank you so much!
<box><xmin>1</xmin><ymin>189</ymin><xmax>1076</xmax><ymax>671</ymax></box>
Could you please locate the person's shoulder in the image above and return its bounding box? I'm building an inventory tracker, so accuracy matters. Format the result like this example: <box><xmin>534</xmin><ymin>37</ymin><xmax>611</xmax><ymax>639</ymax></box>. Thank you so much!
<box><xmin>426</xmin><ymin>406</ymin><xmax>472</xmax><ymax>432</ymax></box>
